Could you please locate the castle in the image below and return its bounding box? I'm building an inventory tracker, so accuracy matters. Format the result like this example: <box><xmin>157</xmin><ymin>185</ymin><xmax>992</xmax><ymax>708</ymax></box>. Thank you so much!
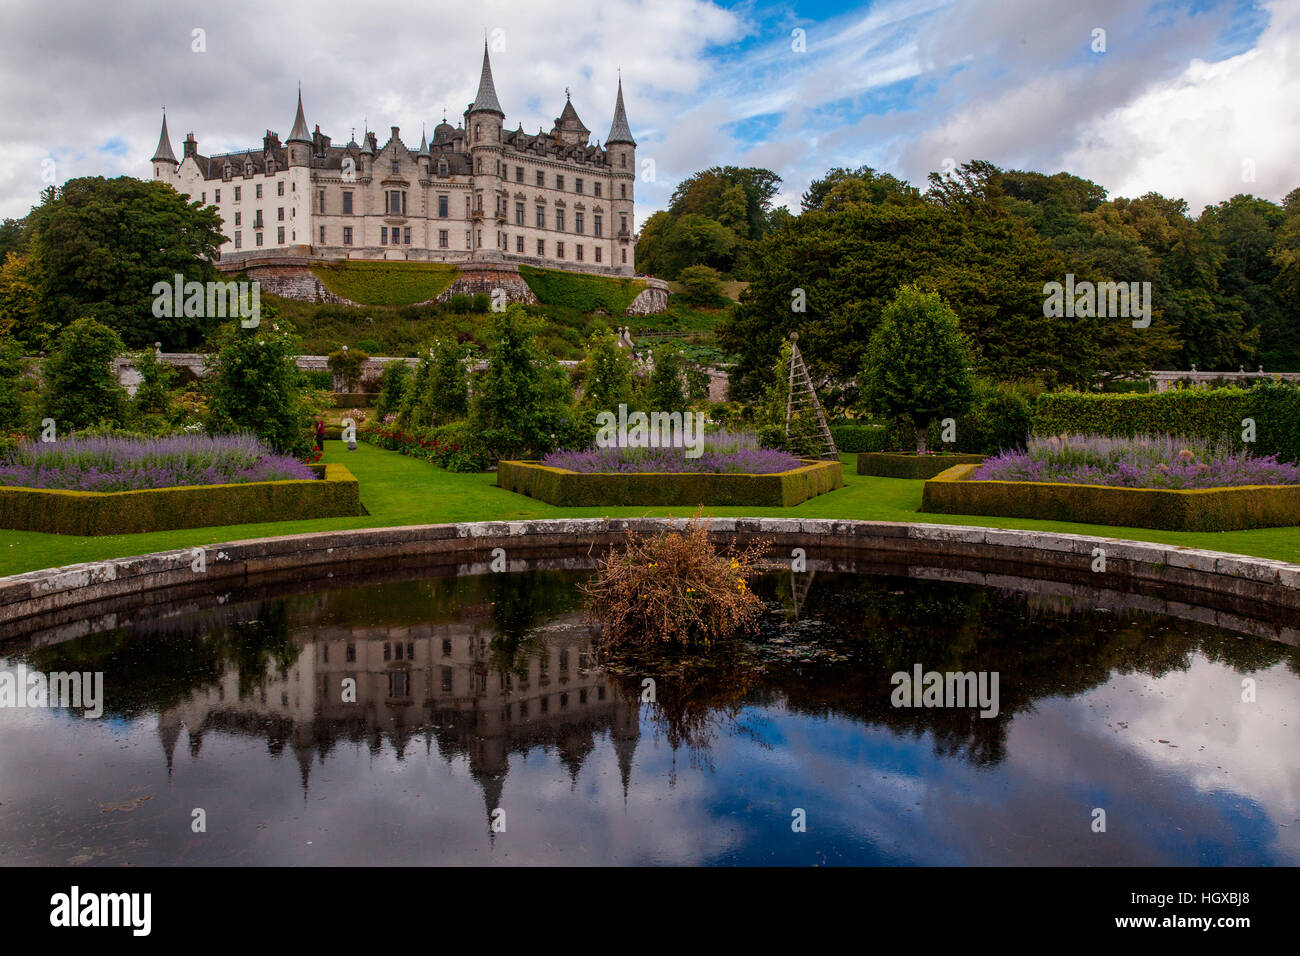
<box><xmin>151</xmin><ymin>43</ymin><xmax>638</xmax><ymax>277</ymax></box>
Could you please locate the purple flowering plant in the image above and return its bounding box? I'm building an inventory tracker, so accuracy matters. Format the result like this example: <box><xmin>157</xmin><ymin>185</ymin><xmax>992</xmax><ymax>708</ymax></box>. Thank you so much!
<box><xmin>974</xmin><ymin>433</ymin><xmax>1300</xmax><ymax>489</ymax></box>
<box><xmin>542</xmin><ymin>430</ymin><xmax>803</xmax><ymax>474</ymax></box>
<box><xmin>0</xmin><ymin>432</ymin><xmax>316</xmax><ymax>492</ymax></box>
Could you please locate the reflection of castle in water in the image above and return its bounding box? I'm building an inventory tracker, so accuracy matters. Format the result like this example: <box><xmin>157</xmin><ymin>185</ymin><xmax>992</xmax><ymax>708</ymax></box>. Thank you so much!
<box><xmin>156</xmin><ymin>609</ymin><xmax>639</xmax><ymax>814</ymax></box>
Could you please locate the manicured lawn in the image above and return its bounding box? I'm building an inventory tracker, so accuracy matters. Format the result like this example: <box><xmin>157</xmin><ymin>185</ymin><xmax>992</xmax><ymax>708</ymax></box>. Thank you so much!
<box><xmin>2</xmin><ymin>443</ymin><xmax>1299</xmax><ymax>577</ymax></box>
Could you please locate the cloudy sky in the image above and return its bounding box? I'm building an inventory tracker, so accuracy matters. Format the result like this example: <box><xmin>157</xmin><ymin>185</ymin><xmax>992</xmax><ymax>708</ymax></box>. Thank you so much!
<box><xmin>1</xmin><ymin>0</ymin><xmax>1297</xmax><ymax>225</ymax></box>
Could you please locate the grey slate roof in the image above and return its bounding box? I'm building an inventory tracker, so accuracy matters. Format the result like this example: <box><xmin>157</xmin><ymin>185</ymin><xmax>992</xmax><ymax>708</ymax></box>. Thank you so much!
<box><xmin>605</xmin><ymin>78</ymin><xmax>635</xmax><ymax>147</ymax></box>
<box><xmin>470</xmin><ymin>42</ymin><xmax>504</xmax><ymax>114</ymax></box>
<box><xmin>287</xmin><ymin>90</ymin><xmax>312</xmax><ymax>144</ymax></box>
<box><xmin>152</xmin><ymin>113</ymin><xmax>178</xmax><ymax>164</ymax></box>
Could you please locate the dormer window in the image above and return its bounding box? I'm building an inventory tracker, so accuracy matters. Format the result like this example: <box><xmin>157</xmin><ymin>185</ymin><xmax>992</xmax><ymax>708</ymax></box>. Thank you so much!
<box><xmin>223</xmin><ymin>162</ymin><xmax>232</xmax><ymax>181</ymax></box>
<box><xmin>391</xmin><ymin>160</ymin><xmax>399</xmax><ymax>174</ymax></box>
<box><xmin>438</xmin><ymin>160</ymin><xmax>448</xmax><ymax>176</ymax></box>
<box><xmin>266</xmin><ymin>158</ymin><xmax>276</xmax><ymax>174</ymax></box>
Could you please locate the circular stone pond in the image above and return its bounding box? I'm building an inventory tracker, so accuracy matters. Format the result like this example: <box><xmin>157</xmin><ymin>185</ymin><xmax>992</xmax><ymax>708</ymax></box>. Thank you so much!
<box><xmin>1</xmin><ymin>547</ymin><xmax>1297</xmax><ymax>866</ymax></box>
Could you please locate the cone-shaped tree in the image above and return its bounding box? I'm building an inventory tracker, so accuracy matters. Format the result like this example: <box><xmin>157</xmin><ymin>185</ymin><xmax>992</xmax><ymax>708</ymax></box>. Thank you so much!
<box><xmin>862</xmin><ymin>285</ymin><xmax>975</xmax><ymax>454</ymax></box>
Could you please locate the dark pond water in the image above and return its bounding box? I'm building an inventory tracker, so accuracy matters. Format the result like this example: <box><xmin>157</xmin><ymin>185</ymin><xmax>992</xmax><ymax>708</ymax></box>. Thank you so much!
<box><xmin>1</xmin><ymin>567</ymin><xmax>1297</xmax><ymax>866</ymax></box>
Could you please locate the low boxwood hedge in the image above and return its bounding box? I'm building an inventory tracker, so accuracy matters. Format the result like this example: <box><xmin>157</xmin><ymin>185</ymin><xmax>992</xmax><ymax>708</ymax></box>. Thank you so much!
<box><xmin>858</xmin><ymin>452</ymin><xmax>986</xmax><ymax>479</ymax></box>
<box><xmin>497</xmin><ymin>459</ymin><xmax>843</xmax><ymax>507</ymax></box>
<box><xmin>920</xmin><ymin>464</ymin><xmax>1300</xmax><ymax>532</ymax></box>
<box><xmin>0</xmin><ymin>463</ymin><xmax>363</xmax><ymax>535</ymax></box>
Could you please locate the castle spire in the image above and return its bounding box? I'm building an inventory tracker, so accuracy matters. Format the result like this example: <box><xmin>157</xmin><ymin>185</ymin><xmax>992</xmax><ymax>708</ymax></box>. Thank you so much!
<box><xmin>606</xmin><ymin>76</ymin><xmax>635</xmax><ymax>147</ymax></box>
<box><xmin>417</xmin><ymin>126</ymin><xmax>429</xmax><ymax>156</ymax></box>
<box><xmin>470</xmin><ymin>40</ymin><xmax>503</xmax><ymax>115</ymax></box>
<box><xmin>151</xmin><ymin>111</ymin><xmax>178</xmax><ymax>165</ymax></box>
<box><xmin>287</xmin><ymin>86</ymin><xmax>312</xmax><ymax>144</ymax></box>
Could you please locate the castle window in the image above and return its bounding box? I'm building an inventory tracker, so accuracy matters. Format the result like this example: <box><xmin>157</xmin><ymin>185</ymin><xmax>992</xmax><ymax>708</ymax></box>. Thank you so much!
<box><xmin>234</xmin><ymin>212</ymin><xmax>241</xmax><ymax>226</ymax></box>
<box><xmin>536</xmin><ymin>239</ymin><xmax>544</xmax><ymax>256</ymax></box>
<box><xmin>395</xmin><ymin>642</ymin><xmax>403</xmax><ymax>661</ymax></box>
<box><xmin>319</xmin><ymin>225</ymin><xmax>326</xmax><ymax>244</ymax></box>
<box><xmin>384</xmin><ymin>642</ymin><xmax>391</xmax><ymax>662</ymax></box>
<box><xmin>255</xmin><ymin>232</ymin><xmax>263</xmax><ymax>247</ymax></box>
<box><xmin>557</xmin><ymin>242</ymin><xmax>565</xmax><ymax>259</ymax></box>
<box><xmin>346</xmin><ymin>643</ymin><xmax>355</xmax><ymax>662</ymax></box>
<box><xmin>575</xmin><ymin>178</ymin><xmax>583</xmax><ymax>193</ymax></box>
<box><xmin>515</xmin><ymin>235</ymin><xmax>523</xmax><ymax>253</ymax></box>
<box><xmin>318</xmin><ymin>190</ymin><xmax>325</xmax><ymax>213</ymax></box>
<box><xmin>594</xmin><ymin>182</ymin><xmax>601</xmax><ymax>197</ymax></box>
<box><xmin>278</xmin><ymin>180</ymin><xmax>285</xmax><ymax>196</ymax></box>
<box><xmin>256</xmin><ymin>183</ymin><xmax>263</xmax><ymax>199</ymax></box>
<box><xmin>392</xmin><ymin>160</ymin><xmax>400</xmax><ymax>174</ymax></box>
<box><xmin>621</xmin><ymin>214</ymin><xmax>628</xmax><ymax>233</ymax></box>
<box><xmin>404</xmin><ymin>227</ymin><xmax>411</xmax><ymax>244</ymax></box>
<box><xmin>381</xmin><ymin>226</ymin><xmax>388</xmax><ymax>244</ymax></box>
<box><xmin>476</xmin><ymin>157</ymin><xmax>482</xmax><ymax>173</ymax></box>
<box><xmin>438</xmin><ymin>195</ymin><xmax>448</xmax><ymax>218</ymax></box>
<box><xmin>594</xmin><ymin>214</ymin><xmax>602</xmax><ymax>237</ymax></box>
<box><xmin>343</xmin><ymin>226</ymin><xmax>353</xmax><ymax>245</ymax></box>
<box><xmin>515</xmin><ymin>202</ymin><xmax>523</xmax><ymax>225</ymax></box>
<box><xmin>575</xmin><ymin>212</ymin><xmax>584</xmax><ymax>234</ymax></box>
<box><xmin>474</xmin><ymin>123</ymin><xmax>480</xmax><ymax>143</ymax></box>
<box><xmin>342</xmin><ymin>191</ymin><xmax>353</xmax><ymax>215</ymax></box>
<box><xmin>234</xmin><ymin>186</ymin><xmax>242</xmax><ymax>201</ymax></box>
<box><xmin>277</xmin><ymin>226</ymin><xmax>285</xmax><ymax>244</ymax></box>
<box><xmin>234</xmin><ymin>231</ymin><xmax>241</xmax><ymax>249</ymax></box>
<box><xmin>439</xmin><ymin>229</ymin><xmax>448</xmax><ymax>248</ymax></box>
<box><xmin>465</xmin><ymin>231</ymin><xmax>470</xmax><ymax>247</ymax></box>
<box><xmin>535</xmin><ymin>170</ymin><xmax>544</xmax><ymax>187</ymax></box>
<box><xmin>515</xmin><ymin>166</ymin><xmax>523</xmax><ymax>182</ymax></box>
<box><xmin>556</xmin><ymin>174</ymin><xmax>564</xmax><ymax>190</ymax></box>
<box><xmin>222</xmin><ymin>164</ymin><xmax>232</xmax><ymax>181</ymax></box>
<box><xmin>437</xmin><ymin>159</ymin><xmax>447</xmax><ymax>176</ymax></box>
<box><xmin>621</xmin><ymin>183</ymin><xmax>627</xmax><ymax>199</ymax></box>
<box><xmin>441</xmin><ymin>667</ymin><xmax>453</xmax><ymax>692</ymax></box>
<box><xmin>253</xmin><ymin>210</ymin><xmax>263</xmax><ymax>229</ymax></box>
<box><xmin>576</xmin><ymin>244</ymin><xmax>583</xmax><ymax>261</ymax></box>
<box><xmin>466</xmin><ymin>196</ymin><xmax>471</xmax><ymax>216</ymax></box>
<box><xmin>622</xmin><ymin>248</ymin><xmax>627</xmax><ymax>263</ymax></box>
<box><xmin>621</xmin><ymin>153</ymin><xmax>627</xmax><ymax>168</ymax></box>
<box><xmin>555</xmin><ymin>209</ymin><xmax>564</xmax><ymax>231</ymax></box>
<box><xmin>389</xmin><ymin>671</ymin><xmax>410</xmax><ymax>698</ymax></box>
<box><xmin>267</xmin><ymin>158</ymin><xmax>275</xmax><ymax>174</ymax></box>
<box><xmin>215</xmin><ymin>188</ymin><xmax>220</xmax><ymax>203</ymax></box>
<box><xmin>387</xmin><ymin>190</ymin><xmax>406</xmax><ymax>215</ymax></box>
<box><xmin>278</xmin><ymin>207</ymin><xmax>285</xmax><ymax>221</ymax></box>
<box><xmin>535</xmin><ymin>205</ymin><xmax>545</xmax><ymax>228</ymax></box>
<box><xmin>594</xmin><ymin>247</ymin><xmax>601</xmax><ymax>263</ymax></box>
<box><xmin>200</xmin><ymin>192</ymin><xmax>205</xmax><ymax>204</ymax></box>
<box><xmin>442</xmin><ymin>639</ymin><xmax>452</xmax><ymax>657</ymax></box>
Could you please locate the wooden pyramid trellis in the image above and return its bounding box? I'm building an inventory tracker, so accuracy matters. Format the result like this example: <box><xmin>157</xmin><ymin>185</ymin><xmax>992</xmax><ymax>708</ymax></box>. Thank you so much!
<box><xmin>785</xmin><ymin>333</ymin><xmax>838</xmax><ymax>460</ymax></box>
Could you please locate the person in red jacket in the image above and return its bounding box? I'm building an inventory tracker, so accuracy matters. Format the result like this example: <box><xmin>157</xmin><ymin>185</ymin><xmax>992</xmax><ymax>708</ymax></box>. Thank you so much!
<box><xmin>314</xmin><ymin>418</ymin><xmax>326</xmax><ymax>451</ymax></box>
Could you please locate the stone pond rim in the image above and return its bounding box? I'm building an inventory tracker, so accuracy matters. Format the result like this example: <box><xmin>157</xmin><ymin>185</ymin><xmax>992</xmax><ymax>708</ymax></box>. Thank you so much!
<box><xmin>3</xmin><ymin>519</ymin><xmax>1300</xmax><ymax>643</ymax></box>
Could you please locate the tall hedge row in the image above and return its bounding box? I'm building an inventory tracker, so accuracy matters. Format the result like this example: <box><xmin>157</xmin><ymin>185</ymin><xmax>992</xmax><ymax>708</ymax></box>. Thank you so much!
<box><xmin>518</xmin><ymin>265</ymin><xmax>645</xmax><ymax>313</ymax></box>
<box><xmin>1031</xmin><ymin>383</ymin><xmax>1300</xmax><ymax>463</ymax></box>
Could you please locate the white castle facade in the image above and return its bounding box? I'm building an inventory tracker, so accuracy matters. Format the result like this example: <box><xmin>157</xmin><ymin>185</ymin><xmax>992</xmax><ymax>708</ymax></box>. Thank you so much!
<box><xmin>151</xmin><ymin>44</ymin><xmax>638</xmax><ymax>276</ymax></box>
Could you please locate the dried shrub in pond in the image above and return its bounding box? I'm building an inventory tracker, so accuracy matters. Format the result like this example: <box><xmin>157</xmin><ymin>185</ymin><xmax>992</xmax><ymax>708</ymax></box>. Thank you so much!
<box><xmin>583</xmin><ymin>517</ymin><xmax>770</xmax><ymax>647</ymax></box>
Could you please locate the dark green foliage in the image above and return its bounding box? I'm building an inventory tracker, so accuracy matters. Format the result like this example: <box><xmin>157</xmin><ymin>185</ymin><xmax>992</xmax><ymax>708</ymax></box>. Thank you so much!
<box><xmin>39</xmin><ymin>317</ymin><xmax>128</xmax><ymax>431</ymax></box>
<box><xmin>204</xmin><ymin>312</ymin><xmax>317</xmax><ymax>457</ymax></box>
<box><xmin>130</xmin><ymin>348</ymin><xmax>177</xmax><ymax>416</ymax></box>
<box><xmin>677</xmin><ymin>265</ymin><xmax>728</xmax><ymax>306</ymax></box>
<box><xmin>375</xmin><ymin>360</ymin><xmax>412</xmax><ymax>419</ymax></box>
<box><xmin>26</xmin><ymin>177</ymin><xmax>224</xmax><ymax>348</ymax></box>
<box><xmin>829</xmin><ymin>422</ymin><xmax>888</xmax><ymax>453</ymax></box>
<box><xmin>471</xmin><ymin>292</ymin><xmax>490</xmax><ymax>313</ymax></box>
<box><xmin>863</xmin><ymin>286</ymin><xmax>976</xmax><ymax>453</ymax></box>
<box><xmin>0</xmin><ymin>337</ymin><xmax>28</xmax><ymax>428</ymax></box>
<box><xmin>1238</xmin><ymin>381</ymin><xmax>1300</xmax><ymax>464</ymax></box>
<box><xmin>0</xmin><ymin>463</ymin><xmax>361</xmax><ymax>535</ymax></box>
<box><xmin>326</xmin><ymin>347</ymin><xmax>368</xmax><ymax>393</ymax></box>
<box><xmin>471</xmin><ymin>306</ymin><xmax>576</xmax><ymax>460</ymax></box>
<box><xmin>857</xmin><ymin>452</ymin><xmax>985</xmax><ymax>479</ymax></box>
<box><xmin>400</xmin><ymin>338</ymin><xmax>469</xmax><ymax>428</ymax></box>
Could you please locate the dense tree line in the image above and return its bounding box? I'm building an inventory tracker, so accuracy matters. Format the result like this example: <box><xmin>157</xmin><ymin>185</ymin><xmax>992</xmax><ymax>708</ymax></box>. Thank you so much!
<box><xmin>718</xmin><ymin>162</ymin><xmax>1300</xmax><ymax>405</ymax></box>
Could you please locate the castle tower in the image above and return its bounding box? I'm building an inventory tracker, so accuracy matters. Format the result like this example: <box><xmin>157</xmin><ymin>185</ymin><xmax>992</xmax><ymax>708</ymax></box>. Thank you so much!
<box><xmin>151</xmin><ymin>111</ymin><xmax>178</xmax><ymax>181</ymax></box>
<box><xmin>286</xmin><ymin>88</ymin><xmax>312</xmax><ymax>167</ymax></box>
<box><xmin>466</xmin><ymin>41</ymin><xmax>505</xmax><ymax>257</ymax></box>
<box><xmin>605</xmin><ymin>78</ymin><xmax>637</xmax><ymax>274</ymax></box>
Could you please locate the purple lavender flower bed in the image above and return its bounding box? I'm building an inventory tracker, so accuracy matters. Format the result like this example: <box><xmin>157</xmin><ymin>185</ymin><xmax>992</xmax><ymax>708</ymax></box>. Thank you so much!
<box><xmin>974</xmin><ymin>433</ymin><xmax>1300</xmax><ymax>490</ymax></box>
<box><xmin>0</xmin><ymin>433</ymin><xmax>315</xmax><ymax>492</ymax></box>
<box><xmin>542</xmin><ymin>432</ymin><xmax>803</xmax><ymax>474</ymax></box>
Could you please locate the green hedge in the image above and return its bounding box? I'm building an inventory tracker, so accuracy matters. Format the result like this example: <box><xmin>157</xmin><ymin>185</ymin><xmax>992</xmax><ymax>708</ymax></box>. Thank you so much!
<box><xmin>830</xmin><ymin>422</ymin><xmax>888</xmax><ymax>454</ymax></box>
<box><xmin>0</xmin><ymin>463</ymin><xmax>362</xmax><ymax>535</ymax></box>
<box><xmin>858</xmin><ymin>452</ymin><xmax>986</xmax><ymax>479</ymax></box>
<box><xmin>497</xmin><ymin>459</ymin><xmax>843</xmax><ymax>507</ymax></box>
<box><xmin>1032</xmin><ymin>384</ymin><xmax>1300</xmax><ymax>464</ymax></box>
<box><xmin>920</xmin><ymin>464</ymin><xmax>1300</xmax><ymax>532</ymax></box>
<box><xmin>518</xmin><ymin>264</ymin><xmax>645</xmax><ymax>313</ymax></box>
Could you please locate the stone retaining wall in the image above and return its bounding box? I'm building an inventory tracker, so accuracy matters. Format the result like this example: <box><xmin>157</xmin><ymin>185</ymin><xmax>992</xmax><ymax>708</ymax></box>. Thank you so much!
<box><xmin>3</xmin><ymin>520</ymin><xmax>1300</xmax><ymax>641</ymax></box>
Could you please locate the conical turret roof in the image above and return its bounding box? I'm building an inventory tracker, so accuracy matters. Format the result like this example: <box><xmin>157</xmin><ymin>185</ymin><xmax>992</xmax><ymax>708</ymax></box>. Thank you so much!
<box><xmin>287</xmin><ymin>88</ymin><xmax>312</xmax><ymax>144</ymax></box>
<box><xmin>605</xmin><ymin>78</ymin><xmax>635</xmax><ymax>147</ymax></box>
<box><xmin>152</xmin><ymin>112</ymin><xmax>178</xmax><ymax>164</ymax></box>
<box><xmin>470</xmin><ymin>41</ymin><xmax>503</xmax><ymax>114</ymax></box>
